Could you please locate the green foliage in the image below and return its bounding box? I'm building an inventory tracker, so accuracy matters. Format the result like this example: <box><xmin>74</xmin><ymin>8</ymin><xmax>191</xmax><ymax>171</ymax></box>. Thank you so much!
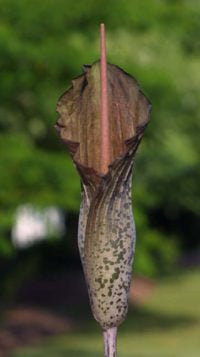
<box><xmin>0</xmin><ymin>0</ymin><xmax>199</xmax><ymax>275</ymax></box>
<box><xmin>134</xmin><ymin>208</ymin><xmax>178</xmax><ymax>277</ymax></box>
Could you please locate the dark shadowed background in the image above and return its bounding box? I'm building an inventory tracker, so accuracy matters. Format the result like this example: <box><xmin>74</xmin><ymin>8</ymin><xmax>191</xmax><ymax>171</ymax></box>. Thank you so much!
<box><xmin>0</xmin><ymin>0</ymin><xmax>199</xmax><ymax>356</ymax></box>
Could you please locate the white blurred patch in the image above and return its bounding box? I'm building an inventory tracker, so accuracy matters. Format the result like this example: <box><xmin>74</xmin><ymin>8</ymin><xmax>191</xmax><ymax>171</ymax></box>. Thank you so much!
<box><xmin>12</xmin><ymin>205</ymin><xmax>65</xmax><ymax>248</ymax></box>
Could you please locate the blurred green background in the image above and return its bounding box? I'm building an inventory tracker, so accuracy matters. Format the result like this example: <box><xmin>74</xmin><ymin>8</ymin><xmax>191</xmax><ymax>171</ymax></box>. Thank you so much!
<box><xmin>0</xmin><ymin>0</ymin><xmax>200</xmax><ymax>356</ymax></box>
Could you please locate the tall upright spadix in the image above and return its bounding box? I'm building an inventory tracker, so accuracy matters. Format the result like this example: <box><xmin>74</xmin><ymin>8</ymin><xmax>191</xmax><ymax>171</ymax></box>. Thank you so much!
<box><xmin>100</xmin><ymin>23</ymin><xmax>110</xmax><ymax>175</ymax></box>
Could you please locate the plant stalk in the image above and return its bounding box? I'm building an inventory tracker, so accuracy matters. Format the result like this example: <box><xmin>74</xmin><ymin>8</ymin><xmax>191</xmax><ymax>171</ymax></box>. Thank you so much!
<box><xmin>103</xmin><ymin>327</ymin><xmax>117</xmax><ymax>357</ymax></box>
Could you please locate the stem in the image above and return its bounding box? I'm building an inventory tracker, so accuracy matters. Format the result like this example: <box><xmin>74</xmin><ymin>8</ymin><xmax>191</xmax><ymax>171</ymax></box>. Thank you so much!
<box><xmin>103</xmin><ymin>327</ymin><xmax>117</xmax><ymax>357</ymax></box>
<box><xmin>100</xmin><ymin>23</ymin><xmax>110</xmax><ymax>175</ymax></box>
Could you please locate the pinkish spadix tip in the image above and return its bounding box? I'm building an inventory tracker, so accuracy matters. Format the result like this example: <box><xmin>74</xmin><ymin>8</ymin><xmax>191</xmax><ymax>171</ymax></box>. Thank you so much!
<box><xmin>100</xmin><ymin>23</ymin><xmax>110</xmax><ymax>175</ymax></box>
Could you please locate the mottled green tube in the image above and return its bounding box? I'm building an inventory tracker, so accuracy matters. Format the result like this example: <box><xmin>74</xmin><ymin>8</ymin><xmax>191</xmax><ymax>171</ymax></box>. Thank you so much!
<box><xmin>56</xmin><ymin>61</ymin><xmax>151</xmax><ymax>329</ymax></box>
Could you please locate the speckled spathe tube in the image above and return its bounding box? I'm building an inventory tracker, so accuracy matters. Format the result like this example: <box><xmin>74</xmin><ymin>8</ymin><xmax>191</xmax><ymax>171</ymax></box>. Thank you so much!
<box><xmin>55</xmin><ymin>61</ymin><xmax>151</xmax><ymax>331</ymax></box>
